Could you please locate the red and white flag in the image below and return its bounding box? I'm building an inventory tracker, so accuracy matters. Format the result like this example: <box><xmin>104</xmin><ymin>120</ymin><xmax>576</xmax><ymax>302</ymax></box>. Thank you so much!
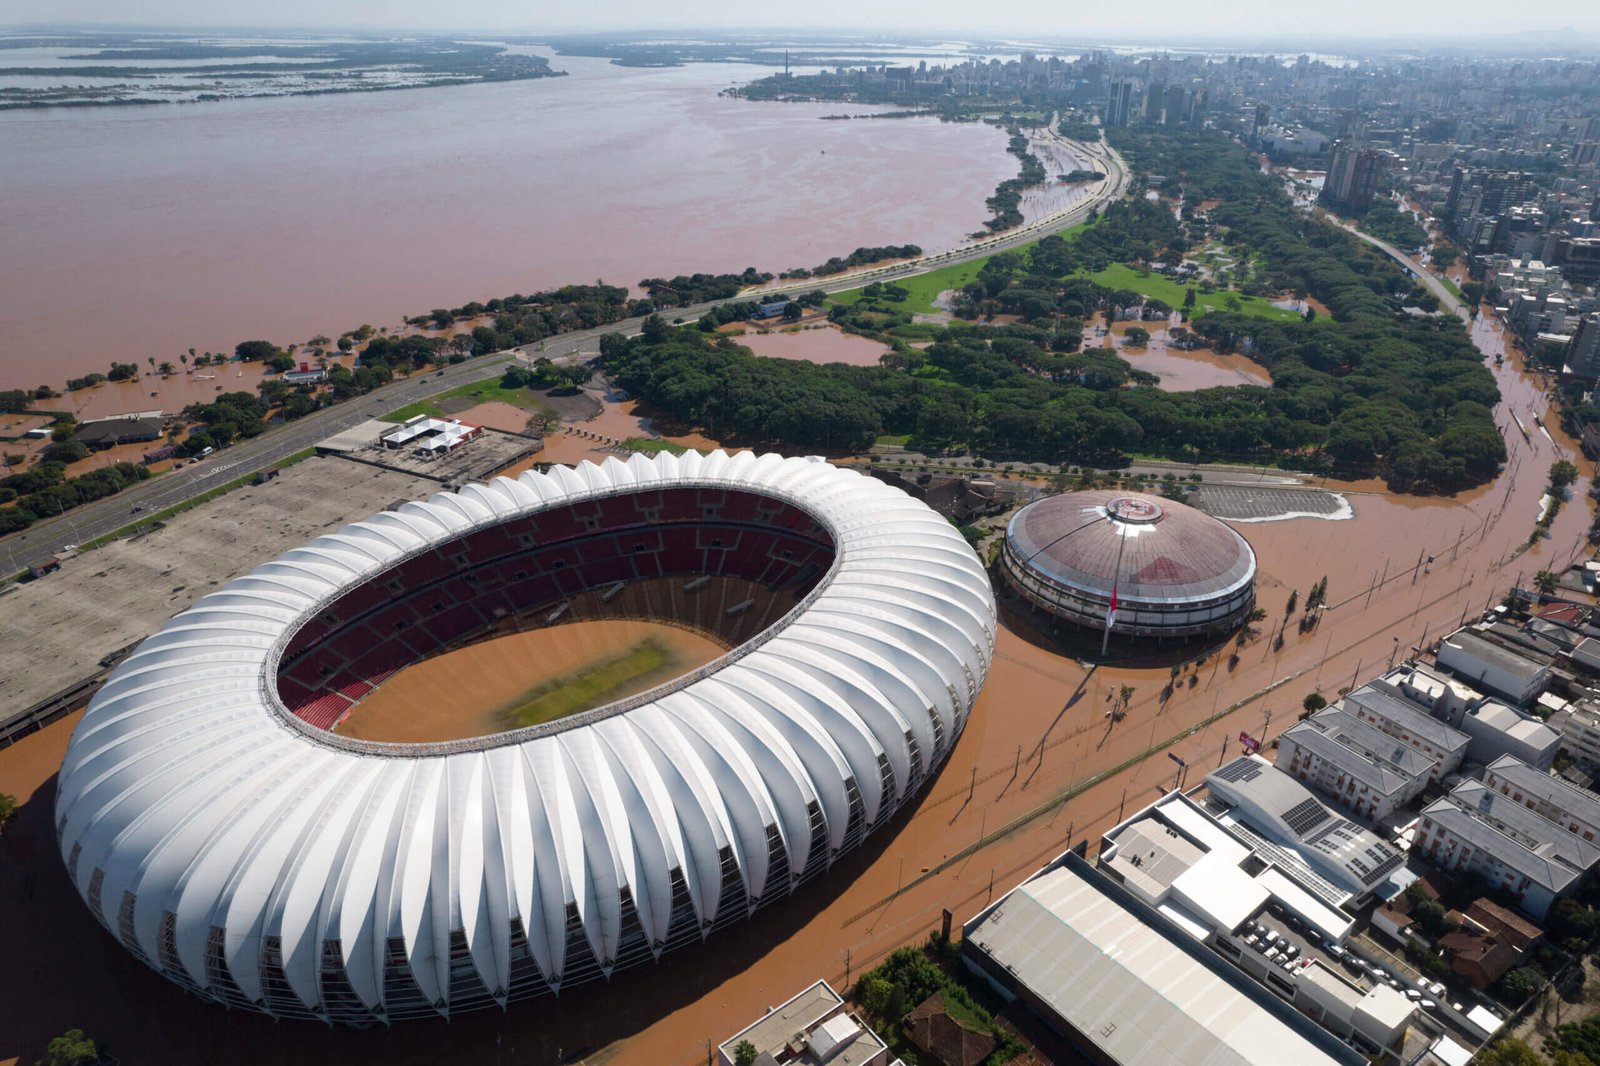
<box><xmin>1105</xmin><ymin>584</ymin><xmax>1119</xmax><ymax>628</ymax></box>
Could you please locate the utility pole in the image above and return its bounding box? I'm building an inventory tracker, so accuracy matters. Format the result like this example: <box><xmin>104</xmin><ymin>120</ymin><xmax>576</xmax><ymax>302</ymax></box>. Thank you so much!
<box><xmin>1101</xmin><ymin>511</ymin><xmax>1129</xmax><ymax>659</ymax></box>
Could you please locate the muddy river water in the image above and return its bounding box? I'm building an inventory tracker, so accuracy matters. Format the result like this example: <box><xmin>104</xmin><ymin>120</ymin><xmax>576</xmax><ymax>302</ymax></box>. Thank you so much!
<box><xmin>1</xmin><ymin>53</ymin><xmax>1022</xmax><ymax>392</ymax></box>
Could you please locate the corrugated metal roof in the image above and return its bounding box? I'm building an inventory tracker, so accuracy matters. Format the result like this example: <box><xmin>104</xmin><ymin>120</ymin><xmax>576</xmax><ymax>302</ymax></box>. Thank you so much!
<box><xmin>965</xmin><ymin>859</ymin><xmax>1363</xmax><ymax>1066</ymax></box>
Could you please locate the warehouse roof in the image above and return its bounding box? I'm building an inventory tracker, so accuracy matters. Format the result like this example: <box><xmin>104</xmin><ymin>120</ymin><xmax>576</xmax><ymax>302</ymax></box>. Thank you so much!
<box><xmin>962</xmin><ymin>853</ymin><xmax>1364</xmax><ymax>1066</ymax></box>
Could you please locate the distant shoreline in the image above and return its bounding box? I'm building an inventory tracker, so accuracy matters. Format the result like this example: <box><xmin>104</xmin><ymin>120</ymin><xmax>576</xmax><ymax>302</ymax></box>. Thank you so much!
<box><xmin>0</xmin><ymin>33</ymin><xmax>562</xmax><ymax>111</ymax></box>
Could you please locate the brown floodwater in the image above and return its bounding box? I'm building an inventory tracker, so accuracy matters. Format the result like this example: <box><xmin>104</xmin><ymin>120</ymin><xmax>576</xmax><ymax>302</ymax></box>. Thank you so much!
<box><xmin>736</xmin><ymin>325</ymin><xmax>891</xmax><ymax>366</ymax></box>
<box><xmin>1</xmin><ymin>294</ymin><xmax>1594</xmax><ymax>1064</ymax></box>
<box><xmin>24</xmin><ymin>353</ymin><xmax>364</xmax><ymax>423</ymax></box>
<box><xmin>0</xmin><ymin>53</ymin><xmax>1017</xmax><ymax>392</ymax></box>
<box><xmin>1096</xmin><ymin>319</ymin><xmax>1272</xmax><ymax>390</ymax></box>
<box><xmin>337</xmin><ymin>619</ymin><xmax>726</xmax><ymax>744</ymax></box>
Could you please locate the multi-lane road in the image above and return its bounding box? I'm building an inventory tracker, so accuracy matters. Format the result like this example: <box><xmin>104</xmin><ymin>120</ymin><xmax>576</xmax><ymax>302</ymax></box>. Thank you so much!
<box><xmin>1341</xmin><ymin>223</ymin><xmax>1468</xmax><ymax>320</ymax></box>
<box><xmin>1</xmin><ymin>137</ymin><xmax>1128</xmax><ymax>576</ymax></box>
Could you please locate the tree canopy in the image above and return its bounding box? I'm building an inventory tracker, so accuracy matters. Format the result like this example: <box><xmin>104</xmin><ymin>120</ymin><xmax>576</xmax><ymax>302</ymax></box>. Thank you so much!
<box><xmin>607</xmin><ymin>128</ymin><xmax>1502</xmax><ymax>495</ymax></box>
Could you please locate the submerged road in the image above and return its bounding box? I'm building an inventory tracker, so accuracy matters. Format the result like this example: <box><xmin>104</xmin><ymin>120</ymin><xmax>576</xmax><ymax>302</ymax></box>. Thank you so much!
<box><xmin>1</xmin><ymin>137</ymin><xmax>1129</xmax><ymax>577</ymax></box>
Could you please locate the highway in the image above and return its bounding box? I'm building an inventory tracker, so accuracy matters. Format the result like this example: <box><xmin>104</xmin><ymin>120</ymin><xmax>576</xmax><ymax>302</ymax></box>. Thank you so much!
<box><xmin>1338</xmin><ymin>221</ymin><xmax>1469</xmax><ymax>320</ymax></box>
<box><xmin>1</xmin><ymin>136</ymin><xmax>1128</xmax><ymax>576</ymax></box>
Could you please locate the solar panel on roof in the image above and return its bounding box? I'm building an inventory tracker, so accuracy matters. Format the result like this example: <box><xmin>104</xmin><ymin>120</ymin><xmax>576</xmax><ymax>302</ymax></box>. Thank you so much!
<box><xmin>1214</xmin><ymin>759</ymin><xmax>1263</xmax><ymax>784</ymax></box>
<box><xmin>1283</xmin><ymin>798</ymin><xmax>1334</xmax><ymax>838</ymax></box>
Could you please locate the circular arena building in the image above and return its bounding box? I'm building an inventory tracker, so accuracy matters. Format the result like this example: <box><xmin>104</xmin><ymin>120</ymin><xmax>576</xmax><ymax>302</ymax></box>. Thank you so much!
<box><xmin>55</xmin><ymin>450</ymin><xmax>995</xmax><ymax>1024</ymax></box>
<box><xmin>1000</xmin><ymin>489</ymin><xmax>1254</xmax><ymax>640</ymax></box>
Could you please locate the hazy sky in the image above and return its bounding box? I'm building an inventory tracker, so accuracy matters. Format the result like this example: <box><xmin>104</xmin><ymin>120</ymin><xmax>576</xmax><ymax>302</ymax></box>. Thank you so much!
<box><xmin>9</xmin><ymin>0</ymin><xmax>1600</xmax><ymax>41</ymax></box>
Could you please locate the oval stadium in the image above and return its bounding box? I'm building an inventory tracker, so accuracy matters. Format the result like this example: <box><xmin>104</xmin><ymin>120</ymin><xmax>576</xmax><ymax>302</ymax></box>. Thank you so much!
<box><xmin>1000</xmin><ymin>489</ymin><xmax>1255</xmax><ymax>640</ymax></box>
<box><xmin>54</xmin><ymin>450</ymin><xmax>996</xmax><ymax>1024</ymax></box>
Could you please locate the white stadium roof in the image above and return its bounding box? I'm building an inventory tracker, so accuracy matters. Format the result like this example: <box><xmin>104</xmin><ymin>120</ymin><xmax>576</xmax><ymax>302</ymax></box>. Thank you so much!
<box><xmin>56</xmin><ymin>450</ymin><xmax>996</xmax><ymax>1023</ymax></box>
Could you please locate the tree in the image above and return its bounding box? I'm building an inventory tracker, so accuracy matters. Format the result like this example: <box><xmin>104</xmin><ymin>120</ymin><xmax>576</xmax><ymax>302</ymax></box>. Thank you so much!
<box><xmin>1550</xmin><ymin>459</ymin><xmax>1580</xmax><ymax>490</ymax></box>
<box><xmin>1124</xmin><ymin>326</ymin><xmax>1150</xmax><ymax>348</ymax></box>
<box><xmin>733</xmin><ymin>1040</ymin><xmax>758</xmax><ymax>1066</ymax></box>
<box><xmin>234</xmin><ymin>340</ymin><xmax>278</xmax><ymax>362</ymax></box>
<box><xmin>1413</xmin><ymin>898</ymin><xmax>1455</xmax><ymax>936</ymax></box>
<box><xmin>1285</xmin><ymin>589</ymin><xmax>1299</xmax><ymax>616</ymax></box>
<box><xmin>1302</xmin><ymin>692</ymin><xmax>1327</xmax><ymax>714</ymax></box>
<box><xmin>1474</xmin><ymin>1038</ymin><xmax>1547</xmax><ymax>1066</ymax></box>
<box><xmin>182</xmin><ymin>429</ymin><xmax>217</xmax><ymax>456</ymax></box>
<box><xmin>36</xmin><ymin>1029</ymin><xmax>99</xmax><ymax>1066</ymax></box>
<box><xmin>0</xmin><ymin>792</ymin><xmax>15</xmax><ymax>834</ymax></box>
<box><xmin>1534</xmin><ymin>571</ymin><xmax>1560</xmax><ymax>596</ymax></box>
<box><xmin>1498</xmin><ymin>966</ymin><xmax>1543</xmax><ymax>1004</ymax></box>
<box><xmin>882</xmin><ymin>981</ymin><xmax>909</xmax><ymax>1024</ymax></box>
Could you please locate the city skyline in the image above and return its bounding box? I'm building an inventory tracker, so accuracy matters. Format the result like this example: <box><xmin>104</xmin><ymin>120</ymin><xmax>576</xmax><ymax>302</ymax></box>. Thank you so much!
<box><xmin>7</xmin><ymin>1</ymin><xmax>1600</xmax><ymax>44</ymax></box>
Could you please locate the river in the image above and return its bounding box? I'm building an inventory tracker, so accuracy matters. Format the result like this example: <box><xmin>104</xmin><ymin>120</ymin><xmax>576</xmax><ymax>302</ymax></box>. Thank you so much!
<box><xmin>1</xmin><ymin>52</ymin><xmax>1019</xmax><ymax>392</ymax></box>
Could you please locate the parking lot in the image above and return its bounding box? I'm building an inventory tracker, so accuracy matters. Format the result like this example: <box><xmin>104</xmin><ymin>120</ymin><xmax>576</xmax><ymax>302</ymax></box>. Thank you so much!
<box><xmin>337</xmin><ymin>426</ymin><xmax>540</xmax><ymax>486</ymax></box>
<box><xmin>1191</xmin><ymin>484</ymin><xmax>1353</xmax><ymax>522</ymax></box>
<box><xmin>0</xmin><ymin>456</ymin><xmax>442</xmax><ymax>719</ymax></box>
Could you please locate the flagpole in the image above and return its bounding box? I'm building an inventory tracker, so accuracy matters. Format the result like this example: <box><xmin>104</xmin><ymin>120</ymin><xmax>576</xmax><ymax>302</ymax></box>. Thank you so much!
<box><xmin>1101</xmin><ymin>510</ymin><xmax>1129</xmax><ymax>659</ymax></box>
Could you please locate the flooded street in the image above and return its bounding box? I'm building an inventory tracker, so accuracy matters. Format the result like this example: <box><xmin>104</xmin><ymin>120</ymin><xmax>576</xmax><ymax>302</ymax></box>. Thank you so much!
<box><xmin>1</xmin><ymin>54</ymin><xmax>1017</xmax><ymax>391</ymax></box>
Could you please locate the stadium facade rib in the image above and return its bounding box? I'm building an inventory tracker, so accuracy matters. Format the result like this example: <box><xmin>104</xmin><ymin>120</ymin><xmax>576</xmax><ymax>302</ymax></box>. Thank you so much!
<box><xmin>55</xmin><ymin>450</ymin><xmax>996</xmax><ymax>1024</ymax></box>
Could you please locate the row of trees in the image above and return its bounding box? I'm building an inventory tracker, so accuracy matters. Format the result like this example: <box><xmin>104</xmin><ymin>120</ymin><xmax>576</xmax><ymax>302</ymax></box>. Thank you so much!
<box><xmin>983</xmin><ymin>128</ymin><xmax>1047</xmax><ymax>232</ymax></box>
<box><xmin>639</xmin><ymin>268</ymin><xmax>774</xmax><ymax>306</ymax></box>
<box><xmin>0</xmin><ymin>460</ymin><xmax>150</xmax><ymax>536</ymax></box>
<box><xmin>780</xmin><ymin>244</ymin><xmax>925</xmax><ymax>280</ymax></box>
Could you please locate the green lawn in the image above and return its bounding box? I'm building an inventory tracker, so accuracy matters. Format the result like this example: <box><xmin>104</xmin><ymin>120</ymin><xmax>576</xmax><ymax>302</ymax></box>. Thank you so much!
<box><xmin>1085</xmin><ymin>263</ymin><xmax>1307</xmax><ymax>322</ymax></box>
<box><xmin>500</xmin><ymin>639</ymin><xmax>670</xmax><ymax>727</ymax></box>
<box><xmin>381</xmin><ymin>380</ymin><xmax>554</xmax><ymax>423</ymax></box>
<box><xmin>1440</xmin><ymin>275</ymin><xmax>1464</xmax><ymax>301</ymax></box>
<box><xmin>829</xmin><ymin>221</ymin><xmax>1090</xmax><ymax>316</ymax></box>
<box><xmin>621</xmin><ymin>437</ymin><xmax>689</xmax><ymax>454</ymax></box>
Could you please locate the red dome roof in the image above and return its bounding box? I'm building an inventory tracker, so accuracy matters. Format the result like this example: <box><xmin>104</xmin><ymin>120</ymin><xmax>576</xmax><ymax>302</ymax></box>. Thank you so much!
<box><xmin>1005</xmin><ymin>490</ymin><xmax>1255</xmax><ymax>605</ymax></box>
